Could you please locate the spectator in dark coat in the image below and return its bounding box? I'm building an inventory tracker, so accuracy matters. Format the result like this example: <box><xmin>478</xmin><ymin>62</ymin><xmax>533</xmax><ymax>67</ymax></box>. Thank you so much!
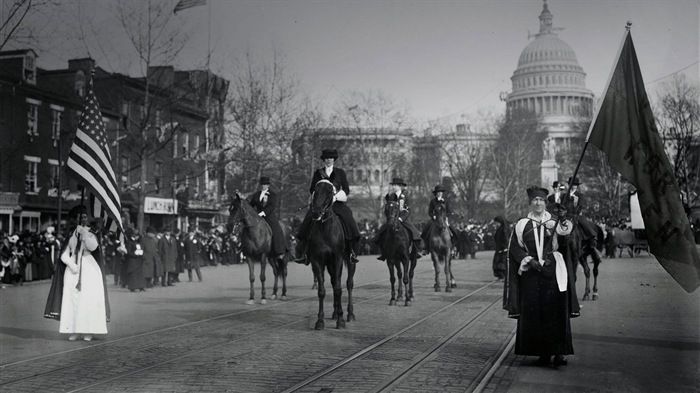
<box><xmin>141</xmin><ymin>226</ymin><xmax>162</xmax><ymax>288</ymax></box>
<box><xmin>124</xmin><ymin>228</ymin><xmax>146</xmax><ymax>292</ymax></box>
<box><xmin>158</xmin><ymin>227</ymin><xmax>178</xmax><ymax>286</ymax></box>
<box><xmin>184</xmin><ymin>229</ymin><xmax>202</xmax><ymax>282</ymax></box>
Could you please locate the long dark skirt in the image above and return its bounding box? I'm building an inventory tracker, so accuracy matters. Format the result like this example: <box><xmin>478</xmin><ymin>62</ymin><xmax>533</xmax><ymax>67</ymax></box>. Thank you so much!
<box><xmin>44</xmin><ymin>262</ymin><xmax>67</xmax><ymax>320</ymax></box>
<box><xmin>492</xmin><ymin>250</ymin><xmax>507</xmax><ymax>279</ymax></box>
<box><xmin>514</xmin><ymin>261</ymin><xmax>573</xmax><ymax>357</ymax></box>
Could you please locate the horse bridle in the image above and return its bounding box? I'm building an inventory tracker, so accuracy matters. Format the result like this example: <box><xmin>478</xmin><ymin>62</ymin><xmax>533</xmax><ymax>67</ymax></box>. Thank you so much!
<box><xmin>313</xmin><ymin>180</ymin><xmax>336</xmax><ymax>222</ymax></box>
<box><xmin>385</xmin><ymin>201</ymin><xmax>402</xmax><ymax>231</ymax></box>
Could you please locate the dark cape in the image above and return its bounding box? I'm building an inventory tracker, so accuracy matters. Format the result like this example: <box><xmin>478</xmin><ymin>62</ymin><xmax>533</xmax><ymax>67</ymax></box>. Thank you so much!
<box><xmin>44</xmin><ymin>230</ymin><xmax>111</xmax><ymax>322</ymax></box>
<box><xmin>503</xmin><ymin>216</ymin><xmax>580</xmax><ymax>357</ymax></box>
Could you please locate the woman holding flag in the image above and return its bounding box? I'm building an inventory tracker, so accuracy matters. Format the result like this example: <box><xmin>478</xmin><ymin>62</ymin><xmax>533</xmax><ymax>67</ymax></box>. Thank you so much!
<box><xmin>57</xmin><ymin>205</ymin><xmax>108</xmax><ymax>341</ymax></box>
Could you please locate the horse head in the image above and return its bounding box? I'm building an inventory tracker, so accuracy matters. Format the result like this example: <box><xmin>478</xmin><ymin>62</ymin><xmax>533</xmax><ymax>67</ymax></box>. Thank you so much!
<box><xmin>384</xmin><ymin>199</ymin><xmax>401</xmax><ymax>230</ymax></box>
<box><xmin>227</xmin><ymin>191</ymin><xmax>244</xmax><ymax>233</ymax></box>
<box><xmin>311</xmin><ymin>180</ymin><xmax>335</xmax><ymax>221</ymax></box>
<box><xmin>433</xmin><ymin>199</ymin><xmax>448</xmax><ymax>229</ymax></box>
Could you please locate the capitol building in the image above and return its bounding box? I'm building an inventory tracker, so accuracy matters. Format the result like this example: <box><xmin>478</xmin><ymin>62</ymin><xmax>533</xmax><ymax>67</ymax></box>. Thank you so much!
<box><xmin>505</xmin><ymin>0</ymin><xmax>594</xmax><ymax>186</ymax></box>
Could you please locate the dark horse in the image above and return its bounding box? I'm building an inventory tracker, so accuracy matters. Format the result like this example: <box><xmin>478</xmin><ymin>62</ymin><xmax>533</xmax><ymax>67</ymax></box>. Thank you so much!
<box><xmin>427</xmin><ymin>200</ymin><xmax>454</xmax><ymax>292</ymax></box>
<box><xmin>308</xmin><ymin>179</ymin><xmax>356</xmax><ymax>330</ymax></box>
<box><xmin>227</xmin><ymin>192</ymin><xmax>288</xmax><ymax>305</ymax></box>
<box><xmin>378</xmin><ymin>200</ymin><xmax>416</xmax><ymax>306</ymax></box>
<box><xmin>569</xmin><ymin>220</ymin><xmax>602</xmax><ymax>301</ymax></box>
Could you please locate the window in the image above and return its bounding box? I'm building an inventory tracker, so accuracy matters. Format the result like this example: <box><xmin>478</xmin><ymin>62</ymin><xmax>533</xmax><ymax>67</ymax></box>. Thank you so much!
<box><xmin>182</xmin><ymin>133</ymin><xmax>189</xmax><ymax>158</ymax></box>
<box><xmin>193</xmin><ymin>135</ymin><xmax>200</xmax><ymax>159</ymax></box>
<box><xmin>24</xmin><ymin>54</ymin><xmax>36</xmax><ymax>85</ymax></box>
<box><xmin>154</xmin><ymin>161</ymin><xmax>163</xmax><ymax>194</ymax></box>
<box><xmin>48</xmin><ymin>159</ymin><xmax>60</xmax><ymax>191</ymax></box>
<box><xmin>193</xmin><ymin>174</ymin><xmax>200</xmax><ymax>196</ymax></box>
<box><xmin>173</xmin><ymin>132</ymin><xmax>178</xmax><ymax>158</ymax></box>
<box><xmin>51</xmin><ymin>105</ymin><xmax>63</xmax><ymax>147</ymax></box>
<box><xmin>121</xmin><ymin>156</ymin><xmax>129</xmax><ymax>188</ymax></box>
<box><xmin>26</xmin><ymin>99</ymin><xmax>40</xmax><ymax>136</ymax></box>
<box><xmin>24</xmin><ymin>156</ymin><xmax>40</xmax><ymax>193</ymax></box>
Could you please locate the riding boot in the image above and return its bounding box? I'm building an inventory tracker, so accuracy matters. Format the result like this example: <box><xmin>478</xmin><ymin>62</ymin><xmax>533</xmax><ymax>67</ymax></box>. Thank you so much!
<box><xmin>292</xmin><ymin>238</ymin><xmax>309</xmax><ymax>265</ymax></box>
<box><xmin>412</xmin><ymin>240</ymin><xmax>423</xmax><ymax>259</ymax></box>
<box><xmin>348</xmin><ymin>240</ymin><xmax>359</xmax><ymax>264</ymax></box>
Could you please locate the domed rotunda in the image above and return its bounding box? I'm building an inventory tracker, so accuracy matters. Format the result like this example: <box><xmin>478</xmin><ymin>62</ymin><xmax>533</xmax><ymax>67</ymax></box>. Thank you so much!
<box><xmin>506</xmin><ymin>1</ymin><xmax>594</xmax><ymax>141</ymax></box>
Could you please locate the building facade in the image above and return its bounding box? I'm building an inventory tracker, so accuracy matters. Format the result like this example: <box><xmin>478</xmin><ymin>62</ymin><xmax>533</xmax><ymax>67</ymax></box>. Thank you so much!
<box><xmin>0</xmin><ymin>49</ymin><xmax>228</xmax><ymax>234</ymax></box>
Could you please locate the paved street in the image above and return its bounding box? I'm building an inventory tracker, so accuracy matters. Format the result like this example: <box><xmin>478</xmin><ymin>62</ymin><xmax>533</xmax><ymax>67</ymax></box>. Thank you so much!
<box><xmin>1</xmin><ymin>251</ymin><xmax>698</xmax><ymax>392</ymax></box>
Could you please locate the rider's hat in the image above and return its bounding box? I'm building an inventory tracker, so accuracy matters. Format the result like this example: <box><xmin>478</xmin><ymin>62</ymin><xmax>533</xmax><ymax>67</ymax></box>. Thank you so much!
<box><xmin>390</xmin><ymin>177</ymin><xmax>406</xmax><ymax>187</ymax></box>
<box><xmin>320</xmin><ymin>149</ymin><xmax>338</xmax><ymax>160</ymax></box>
<box><xmin>259</xmin><ymin>176</ymin><xmax>271</xmax><ymax>185</ymax></box>
<box><xmin>526</xmin><ymin>185</ymin><xmax>549</xmax><ymax>201</ymax></box>
<box><xmin>432</xmin><ymin>185</ymin><xmax>446</xmax><ymax>194</ymax></box>
<box><xmin>568</xmin><ymin>176</ymin><xmax>581</xmax><ymax>185</ymax></box>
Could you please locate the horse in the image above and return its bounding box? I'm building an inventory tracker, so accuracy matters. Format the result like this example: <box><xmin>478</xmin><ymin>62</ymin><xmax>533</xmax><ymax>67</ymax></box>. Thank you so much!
<box><xmin>227</xmin><ymin>192</ymin><xmax>287</xmax><ymax>305</ymax></box>
<box><xmin>269</xmin><ymin>223</ymin><xmax>291</xmax><ymax>300</ymax></box>
<box><xmin>569</xmin><ymin>219</ymin><xmax>602</xmax><ymax>301</ymax></box>
<box><xmin>307</xmin><ymin>179</ymin><xmax>356</xmax><ymax>330</ymax></box>
<box><xmin>427</xmin><ymin>200</ymin><xmax>454</xmax><ymax>292</ymax></box>
<box><xmin>378</xmin><ymin>200</ymin><xmax>416</xmax><ymax>306</ymax></box>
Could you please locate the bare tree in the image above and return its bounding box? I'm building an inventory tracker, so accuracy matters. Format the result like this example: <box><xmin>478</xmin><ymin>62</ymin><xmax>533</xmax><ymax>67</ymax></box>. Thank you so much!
<box><xmin>0</xmin><ymin>0</ymin><xmax>57</xmax><ymax>51</ymax></box>
<box><xmin>655</xmin><ymin>74</ymin><xmax>700</xmax><ymax>212</ymax></box>
<box><xmin>225</xmin><ymin>49</ymin><xmax>322</xmax><ymax>215</ymax></box>
<box><xmin>328</xmin><ymin>89</ymin><xmax>413</xmax><ymax>222</ymax></box>
<box><xmin>489</xmin><ymin>112</ymin><xmax>542</xmax><ymax>218</ymax></box>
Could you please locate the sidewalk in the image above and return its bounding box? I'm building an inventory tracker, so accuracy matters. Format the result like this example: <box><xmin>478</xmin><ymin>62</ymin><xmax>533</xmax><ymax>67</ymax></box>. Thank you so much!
<box><xmin>487</xmin><ymin>253</ymin><xmax>700</xmax><ymax>393</ymax></box>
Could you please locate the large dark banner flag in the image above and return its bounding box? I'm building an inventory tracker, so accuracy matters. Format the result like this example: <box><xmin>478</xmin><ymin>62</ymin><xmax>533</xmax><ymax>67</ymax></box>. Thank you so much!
<box><xmin>587</xmin><ymin>29</ymin><xmax>700</xmax><ymax>293</ymax></box>
<box><xmin>66</xmin><ymin>75</ymin><xmax>124</xmax><ymax>238</ymax></box>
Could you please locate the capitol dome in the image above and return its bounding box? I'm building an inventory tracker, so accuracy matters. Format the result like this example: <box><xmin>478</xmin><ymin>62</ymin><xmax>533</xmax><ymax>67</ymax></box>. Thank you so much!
<box><xmin>506</xmin><ymin>0</ymin><xmax>593</xmax><ymax>133</ymax></box>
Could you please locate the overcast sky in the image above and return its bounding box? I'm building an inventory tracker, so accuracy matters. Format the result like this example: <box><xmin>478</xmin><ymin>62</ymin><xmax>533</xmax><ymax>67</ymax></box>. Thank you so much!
<box><xmin>20</xmin><ymin>0</ymin><xmax>700</xmax><ymax>126</ymax></box>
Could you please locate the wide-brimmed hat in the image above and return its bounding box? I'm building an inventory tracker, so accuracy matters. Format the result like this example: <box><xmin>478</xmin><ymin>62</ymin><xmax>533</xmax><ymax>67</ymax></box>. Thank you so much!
<box><xmin>68</xmin><ymin>205</ymin><xmax>88</xmax><ymax>219</ymax></box>
<box><xmin>568</xmin><ymin>176</ymin><xmax>581</xmax><ymax>185</ymax></box>
<box><xmin>259</xmin><ymin>176</ymin><xmax>271</xmax><ymax>185</ymax></box>
<box><xmin>390</xmin><ymin>177</ymin><xmax>406</xmax><ymax>187</ymax></box>
<box><xmin>432</xmin><ymin>185</ymin><xmax>446</xmax><ymax>194</ymax></box>
<box><xmin>320</xmin><ymin>149</ymin><xmax>338</xmax><ymax>160</ymax></box>
<box><xmin>526</xmin><ymin>186</ymin><xmax>549</xmax><ymax>201</ymax></box>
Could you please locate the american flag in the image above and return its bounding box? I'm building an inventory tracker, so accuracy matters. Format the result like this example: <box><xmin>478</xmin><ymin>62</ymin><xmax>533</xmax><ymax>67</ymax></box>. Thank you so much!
<box><xmin>66</xmin><ymin>74</ymin><xmax>124</xmax><ymax>238</ymax></box>
<box><xmin>173</xmin><ymin>0</ymin><xmax>206</xmax><ymax>14</ymax></box>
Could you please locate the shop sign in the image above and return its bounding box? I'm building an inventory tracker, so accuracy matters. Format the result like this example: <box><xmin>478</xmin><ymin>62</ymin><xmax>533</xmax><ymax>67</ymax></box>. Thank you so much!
<box><xmin>0</xmin><ymin>192</ymin><xmax>19</xmax><ymax>206</ymax></box>
<box><xmin>144</xmin><ymin>197</ymin><xmax>178</xmax><ymax>215</ymax></box>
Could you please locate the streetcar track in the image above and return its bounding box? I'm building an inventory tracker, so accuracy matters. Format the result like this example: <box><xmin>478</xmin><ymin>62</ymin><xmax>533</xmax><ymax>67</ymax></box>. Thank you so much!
<box><xmin>281</xmin><ymin>280</ymin><xmax>500</xmax><ymax>393</ymax></box>
<box><xmin>0</xmin><ymin>269</ymin><xmax>460</xmax><ymax>388</ymax></box>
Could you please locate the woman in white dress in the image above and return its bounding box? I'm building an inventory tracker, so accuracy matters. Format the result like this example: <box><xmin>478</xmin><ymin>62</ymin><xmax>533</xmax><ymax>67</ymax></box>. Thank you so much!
<box><xmin>59</xmin><ymin>206</ymin><xmax>107</xmax><ymax>341</ymax></box>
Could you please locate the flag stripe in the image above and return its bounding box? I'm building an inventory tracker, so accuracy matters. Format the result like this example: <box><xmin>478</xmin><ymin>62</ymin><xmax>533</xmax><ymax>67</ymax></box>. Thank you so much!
<box><xmin>74</xmin><ymin>129</ymin><xmax>118</xmax><ymax>184</ymax></box>
<box><xmin>67</xmin><ymin>159</ymin><xmax>122</xmax><ymax>227</ymax></box>
<box><xmin>68</xmin><ymin>144</ymin><xmax>119</xmax><ymax>206</ymax></box>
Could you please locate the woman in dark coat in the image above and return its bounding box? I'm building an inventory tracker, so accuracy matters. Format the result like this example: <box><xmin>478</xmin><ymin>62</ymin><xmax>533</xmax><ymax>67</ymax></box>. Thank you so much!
<box><xmin>503</xmin><ymin>186</ymin><xmax>580</xmax><ymax>367</ymax></box>
<box><xmin>249</xmin><ymin>177</ymin><xmax>287</xmax><ymax>257</ymax></box>
<box><xmin>124</xmin><ymin>228</ymin><xmax>146</xmax><ymax>292</ymax></box>
<box><xmin>492</xmin><ymin>216</ymin><xmax>509</xmax><ymax>279</ymax></box>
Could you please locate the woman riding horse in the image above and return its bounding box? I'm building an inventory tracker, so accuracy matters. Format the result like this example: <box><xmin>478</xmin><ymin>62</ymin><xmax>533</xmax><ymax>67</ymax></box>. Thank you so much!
<box><xmin>421</xmin><ymin>185</ymin><xmax>457</xmax><ymax>254</ymax></box>
<box><xmin>293</xmin><ymin>149</ymin><xmax>361</xmax><ymax>265</ymax></box>
<box><xmin>249</xmin><ymin>176</ymin><xmax>287</xmax><ymax>258</ymax></box>
<box><xmin>374</xmin><ymin>177</ymin><xmax>422</xmax><ymax>261</ymax></box>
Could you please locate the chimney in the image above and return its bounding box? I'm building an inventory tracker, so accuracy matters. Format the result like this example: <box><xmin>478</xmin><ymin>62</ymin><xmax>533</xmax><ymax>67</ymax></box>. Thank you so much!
<box><xmin>68</xmin><ymin>58</ymin><xmax>95</xmax><ymax>74</ymax></box>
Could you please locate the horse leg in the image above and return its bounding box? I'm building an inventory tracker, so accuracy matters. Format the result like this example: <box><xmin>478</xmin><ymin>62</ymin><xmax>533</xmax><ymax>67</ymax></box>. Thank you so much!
<box><xmin>387</xmin><ymin>260</ymin><xmax>396</xmax><ymax>306</ymax></box>
<box><xmin>580</xmin><ymin>256</ymin><xmax>591</xmax><ymax>301</ymax></box>
<box><xmin>246</xmin><ymin>258</ymin><xmax>255</xmax><ymax>305</ymax></box>
<box><xmin>312</xmin><ymin>274</ymin><xmax>318</xmax><ymax>290</ymax></box>
<box><xmin>269</xmin><ymin>256</ymin><xmax>279</xmax><ymax>300</ymax></box>
<box><xmin>346</xmin><ymin>258</ymin><xmax>355</xmax><ymax>322</ymax></box>
<box><xmin>402</xmin><ymin>257</ymin><xmax>411</xmax><ymax>307</ymax></box>
<box><xmin>260</xmin><ymin>256</ymin><xmax>267</xmax><ymax>305</ymax></box>
<box><xmin>328</xmin><ymin>258</ymin><xmax>345</xmax><ymax>329</ymax></box>
<box><xmin>592</xmin><ymin>258</ymin><xmax>600</xmax><ymax>300</ymax></box>
<box><xmin>432</xmin><ymin>251</ymin><xmax>441</xmax><ymax>292</ymax></box>
<box><xmin>396</xmin><ymin>259</ymin><xmax>404</xmax><ymax>304</ymax></box>
<box><xmin>448</xmin><ymin>249</ymin><xmax>456</xmax><ymax>288</ymax></box>
<box><xmin>281</xmin><ymin>255</ymin><xmax>288</xmax><ymax>300</ymax></box>
<box><xmin>314</xmin><ymin>264</ymin><xmax>325</xmax><ymax>330</ymax></box>
<box><xmin>408</xmin><ymin>255</ymin><xmax>417</xmax><ymax>301</ymax></box>
<box><xmin>444</xmin><ymin>254</ymin><xmax>452</xmax><ymax>293</ymax></box>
